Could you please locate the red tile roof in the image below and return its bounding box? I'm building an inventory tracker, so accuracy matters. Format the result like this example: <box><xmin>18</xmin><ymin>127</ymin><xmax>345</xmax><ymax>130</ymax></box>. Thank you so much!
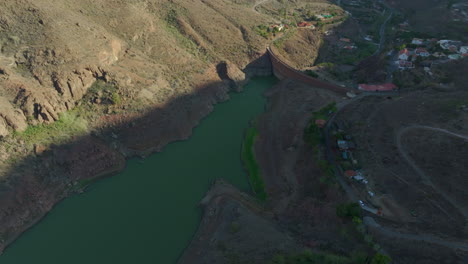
<box><xmin>297</xmin><ymin>21</ymin><xmax>312</xmax><ymax>27</ymax></box>
<box><xmin>358</xmin><ymin>83</ymin><xmax>397</xmax><ymax>91</ymax></box>
<box><xmin>315</xmin><ymin>119</ymin><xmax>327</xmax><ymax>128</ymax></box>
<box><xmin>399</xmin><ymin>48</ymin><xmax>409</xmax><ymax>55</ymax></box>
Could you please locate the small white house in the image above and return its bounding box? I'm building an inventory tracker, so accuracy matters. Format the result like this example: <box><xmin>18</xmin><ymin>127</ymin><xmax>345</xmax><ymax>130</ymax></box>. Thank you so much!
<box><xmin>460</xmin><ymin>46</ymin><xmax>468</xmax><ymax>54</ymax></box>
<box><xmin>448</xmin><ymin>54</ymin><xmax>461</xmax><ymax>60</ymax></box>
<box><xmin>411</xmin><ymin>38</ymin><xmax>424</xmax><ymax>45</ymax></box>
<box><xmin>415</xmin><ymin>48</ymin><xmax>430</xmax><ymax>57</ymax></box>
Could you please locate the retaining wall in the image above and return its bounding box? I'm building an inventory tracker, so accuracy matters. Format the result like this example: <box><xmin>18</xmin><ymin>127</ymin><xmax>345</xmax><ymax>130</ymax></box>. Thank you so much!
<box><xmin>267</xmin><ymin>47</ymin><xmax>354</xmax><ymax>96</ymax></box>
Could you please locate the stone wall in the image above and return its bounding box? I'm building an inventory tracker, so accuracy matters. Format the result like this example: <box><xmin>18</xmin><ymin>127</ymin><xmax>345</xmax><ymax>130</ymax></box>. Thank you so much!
<box><xmin>267</xmin><ymin>47</ymin><xmax>353</xmax><ymax>96</ymax></box>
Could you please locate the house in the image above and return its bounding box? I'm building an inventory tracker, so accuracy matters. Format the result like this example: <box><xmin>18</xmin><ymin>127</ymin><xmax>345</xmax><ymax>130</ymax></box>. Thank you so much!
<box><xmin>398</xmin><ymin>48</ymin><xmax>410</xmax><ymax>60</ymax></box>
<box><xmin>343</xmin><ymin>45</ymin><xmax>357</xmax><ymax>50</ymax></box>
<box><xmin>432</xmin><ymin>52</ymin><xmax>447</xmax><ymax>58</ymax></box>
<box><xmin>315</xmin><ymin>119</ymin><xmax>327</xmax><ymax>128</ymax></box>
<box><xmin>337</xmin><ymin>140</ymin><xmax>349</xmax><ymax>150</ymax></box>
<box><xmin>270</xmin><ymin>24</ymin><xmax>284</xmax><ymax>31</ymax></box>
<box><xmin>364</xmin><ymin>35</ymin><xmax>373</xmax><ymax>41</ymax></box>
<box><xmin>448</xmin><ymin>54</ymin><xmax>462</xmax><ymax>60</ymax></box>
<box><xmin>344</xmin><ymin>170</ymin><xmax>357</xmax><ymax>178</ymax></box>
<box><xmin>448</xmin><ymin>45</ymin><xmax>458</xmax><ymax>53</ymax></box>
<box><xmin>352</xmin><ymin>174</ymin><xmax>366</xmax><ymax>182</ymax></box>
<box><xmin>415</xmin><ymin>47</ymin><xmax>430</xmax><ymax>57</ymax></box>
<box><xmin>460</xmin><ymin>46</ymin><xmax>468</xmax><ymax>54</ymax></box>
<box><xmin>399</xmin><ymin>60</ymin><xmax>414</xmax><ymax>70</ymax></box>
<box><xmin>439</xmin><ymin>40</ymin><xmax>462</xmax><ymax>50</ymax></box>
<box><xmin>358</xmin><ymin>83</ymin><xmax>398</xmax><ymax>92</ymax></box>
<box><xmin>297</xmin><ymin>21</ymin><xmax>314</xmax><ymax>28</ymax></box>
<box><xmin>342</xmin><ymin>151</ymin><xmax>349</xmax><ymax>160</ymax></box>
<box><xmin>340</xmin><ymin>38</ymin><xmax>351</xmax><ymax>43</ymax></box>
<box><xmin>411</xmin><ymin>38</ymin><xmax>424</xmax><ymax>45</ymax></box>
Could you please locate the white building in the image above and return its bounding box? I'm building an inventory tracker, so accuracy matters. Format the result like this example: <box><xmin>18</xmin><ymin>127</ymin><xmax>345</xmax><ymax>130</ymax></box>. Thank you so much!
<box><xmin>411</xmin><ymin>38</ymin><xmax>424</xmax><ymax>45</ymax></box>
<box><xmin>460</xmin><ymin>46</ymin><xmax>468</xmax><ymax>54</ymax></box>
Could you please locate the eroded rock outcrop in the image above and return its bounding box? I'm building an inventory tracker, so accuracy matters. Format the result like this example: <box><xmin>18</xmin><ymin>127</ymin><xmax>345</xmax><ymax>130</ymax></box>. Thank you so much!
<box><xmin>216</xmin><ymin>61</ymin><xmax>248</xmax><ymax>92</ymax></box>
<box><xmin>0</xmin><ymin>96</ymin><xmax>27</xmax><ymax>136</ymax></box>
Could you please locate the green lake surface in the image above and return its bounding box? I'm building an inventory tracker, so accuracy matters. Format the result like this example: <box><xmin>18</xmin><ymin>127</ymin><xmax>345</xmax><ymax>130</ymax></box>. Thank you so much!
<box><xmin>0</xmin><ymin>77</ymin><xmax>277</xmax><ymax>264</ymax></box>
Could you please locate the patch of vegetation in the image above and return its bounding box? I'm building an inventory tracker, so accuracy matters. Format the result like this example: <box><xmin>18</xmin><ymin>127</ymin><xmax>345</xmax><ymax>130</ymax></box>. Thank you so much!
<box><xmin>162</xmin><ymin>5</ymin><xmax>209</xmax><ymax>61</ymax></box>
<box><xmin>273</xmin><ymin>28</ymin><xmax>297</xmax><ymax>48</ymax></box>
<box><xmin>241</xmin><ymin>125</ymin><xmax>267</xmax><ymax>201</ymax></box>
<box><xmin>317</xmin><ymin>62</ymin><xmax>334</xmax><ymax>69</ymax></box>
<box><xmin>336</xmin><ymin>202</ymin><xmax>361</xmax><ymax>219</ymax></box>
<box><xmin>304</xmin><ymin>70</ymin><xmax>319</xmax><ymax>78</ymax></box>
<box><xmin>13</xmin><ymin>110</ymin><xmax>88</xmax><ymax>146</ymax></box>
<box><xmin>85</xmin><ymin>80</ymin><xmax>121</xmax><ymax>105</ymax></box>
<box><xmin>336</xmin><ymin>41</ymin><xmax>377</xmax><ymax>65</ymax></box>
<box><xmin>255</xmin><ymin>25</ymin><xmax>271</xmax><ymax>39</ymax></box>
<box><xmin>304</xmin><ymin>102</ymin><xmax>336</xmax><ymax>147</ymax></box>
<box><xmin>303</xmin><ymin>103</ymin><xmax>337</xmax><ymax>185</ymax></box>
<box><xmin>230</xmin><ymin>221</ymin><xmax>241</xmax><ymax>234</ymax></box>
<box><xmin>14</xmin><ymin>63</ymin><xmax>31</xmax><ymax>76</ymax></box>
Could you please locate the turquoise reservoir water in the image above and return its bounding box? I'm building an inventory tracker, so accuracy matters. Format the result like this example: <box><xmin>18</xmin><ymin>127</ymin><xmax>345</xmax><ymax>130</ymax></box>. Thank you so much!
<box><xmin>0</xmin><ymin>77</ymin><xmax>277</xmax><ymax>264</ymax></box>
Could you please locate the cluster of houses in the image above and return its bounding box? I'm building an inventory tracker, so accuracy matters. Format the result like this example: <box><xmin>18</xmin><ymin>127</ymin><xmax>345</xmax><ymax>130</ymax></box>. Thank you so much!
<box><xmin>335</xmin><ymin>135</ymin><xmax>371</xmax><ymax>186</ymax></box>
<box><xmin>335</xmin><ymin>133</ymin><xmax>381</xmax><ymax>204</ymax></box>
<box><xmin>396</xmin><ymin>38</ymin><xmax>468</xmax><ymax>70</ymax></box>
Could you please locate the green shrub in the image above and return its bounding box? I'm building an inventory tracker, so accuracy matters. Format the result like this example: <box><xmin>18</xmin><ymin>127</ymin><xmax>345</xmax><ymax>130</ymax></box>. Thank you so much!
<box><xmin>305</xmin><ymin>70</ymin><xmax>319</xmax><ymax>78</ymax></box>
<box><xmin>371</xmin><ymin>253</ymin><xmax>392</xmax><ymax>264</ymax></box>
<box><xmin>111</xmin><ymin>92</ymin><xmax>121</xmax><ymax>105</ymax></box>
<box><xmin>14</xmin><ymin>110</ymin><xmax>88</xmax><ymax>146</ymax></box>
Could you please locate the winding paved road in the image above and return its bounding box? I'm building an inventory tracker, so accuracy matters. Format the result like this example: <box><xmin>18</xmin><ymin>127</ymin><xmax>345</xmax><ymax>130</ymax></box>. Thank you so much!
<box><xmin>374</xmin><ymin>10</ymin><xmax>393</xmax><ymax>55</ymax></box>
<box><xmin>396</xmin><ymin>125</ymin><xmax>468</xmax><ymax>219</ymax></box>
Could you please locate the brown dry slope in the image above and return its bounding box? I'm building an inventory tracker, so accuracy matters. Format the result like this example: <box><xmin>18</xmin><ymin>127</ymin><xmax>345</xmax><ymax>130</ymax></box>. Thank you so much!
<box><xmin>334</xmin><ymin>87</ymin><xmax>468</xmax><ymax>263</ymax></box>
<box><xmin>0</xmin><ymin>0</ymin><xmax>273</xmax><ymax>138</ymax></box>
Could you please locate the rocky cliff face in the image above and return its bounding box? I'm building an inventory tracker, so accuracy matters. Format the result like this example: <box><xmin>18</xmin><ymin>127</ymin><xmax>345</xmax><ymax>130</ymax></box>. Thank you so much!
<box><xmin>0</xmin><ymin>0</ymin><xmax>271</xmax><ymax>137</ymax></box>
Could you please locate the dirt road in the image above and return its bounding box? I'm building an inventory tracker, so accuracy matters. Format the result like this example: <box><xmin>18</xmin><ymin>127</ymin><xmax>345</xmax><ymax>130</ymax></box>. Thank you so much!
<box><xmin>364</xmin><ymin>216</ymin><xmax>468</xmax><ymax>252</ymax></box>
<box><xmin>396</xmin><ymin>125</ymin><xmax>468</xmax><ymax>219</ymax></box>
<box><xmin>252</xmin><ymin>0</ymin><xmax>271</xmax><ymax>13</ymax></box>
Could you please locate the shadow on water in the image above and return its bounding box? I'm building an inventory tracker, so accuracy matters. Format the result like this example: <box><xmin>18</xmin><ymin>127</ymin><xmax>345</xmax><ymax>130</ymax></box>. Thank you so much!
<box><xmin>0</xmin><ymin>57</ymin><xmax>277</xmax><ymax>263</ymax></box>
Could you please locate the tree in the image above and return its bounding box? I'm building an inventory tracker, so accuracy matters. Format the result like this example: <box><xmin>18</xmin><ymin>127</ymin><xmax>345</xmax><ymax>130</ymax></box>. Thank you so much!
<box><xmin>336</xmin><ymin>202</ymin><xmax>361</xmax><ymax>219</ymax></box>
<box><xmin>371</xmin><ymin>253</ymin><xmax>392</xmax><ymax>264</ymax></box>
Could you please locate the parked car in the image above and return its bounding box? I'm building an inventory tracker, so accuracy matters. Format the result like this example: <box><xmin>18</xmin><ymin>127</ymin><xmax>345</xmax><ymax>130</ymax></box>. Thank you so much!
<box><xmin>368</xmin><ymin>191</ymin><xmax>375</xmax><ymax>197</ymax></box>
<box><xmin>359</xmin><ymin>200</ymin><xmax>365</xmax><ymax>207</ymax></box>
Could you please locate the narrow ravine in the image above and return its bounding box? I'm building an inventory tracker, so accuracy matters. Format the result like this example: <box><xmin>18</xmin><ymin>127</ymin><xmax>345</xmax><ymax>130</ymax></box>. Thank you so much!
<box><xmin>0</xmin><ymin>77</ymin><xmax>277</xmax><ymax>264</ymax></box>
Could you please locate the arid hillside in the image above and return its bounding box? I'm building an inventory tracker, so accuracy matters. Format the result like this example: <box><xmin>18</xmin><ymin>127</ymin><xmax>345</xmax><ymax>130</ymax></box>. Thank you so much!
<box><xmin>386</xmin><ymin>0</ymin><xmax>468</xmax><ymax>41</ymax></box>
<box><xmin>0</xmin><ymin>0</ymin><xmax>273</xmax><ymax>139</ymax></box>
